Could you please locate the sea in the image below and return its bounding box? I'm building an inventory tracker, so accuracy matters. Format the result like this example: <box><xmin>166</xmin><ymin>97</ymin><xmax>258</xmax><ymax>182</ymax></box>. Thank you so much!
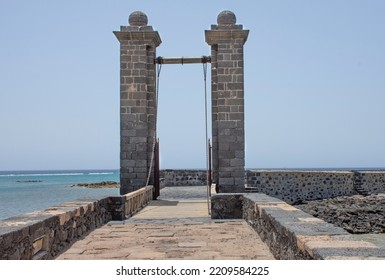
<box><xmin>0</xmin><ymin>169</ymin><xmax>120</xmax><ymax>221</ymax></box>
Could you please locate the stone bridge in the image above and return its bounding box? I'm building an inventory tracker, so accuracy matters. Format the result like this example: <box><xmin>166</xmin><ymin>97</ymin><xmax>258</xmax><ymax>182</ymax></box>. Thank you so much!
<box><xmin>1</xmin><ymin>11</ymin><xmax>385</xmax><ymax>261</ymax></box>
<box><xmin>2</xmin><ymin>181</ymin><xmax>385</xmax><ymax>260</ymax></box>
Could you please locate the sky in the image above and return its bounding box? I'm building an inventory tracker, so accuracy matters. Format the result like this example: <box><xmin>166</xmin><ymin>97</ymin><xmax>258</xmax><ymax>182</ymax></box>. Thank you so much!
<box><xmin>0</xmin><ymin>0</ymin><xmax>384</xmax><ymax>171</ymax></box>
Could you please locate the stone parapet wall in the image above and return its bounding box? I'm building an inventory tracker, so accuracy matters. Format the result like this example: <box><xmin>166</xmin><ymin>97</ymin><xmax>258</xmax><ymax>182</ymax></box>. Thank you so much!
<box><xmin>246</xmin><ymin>170</ymin><xmax>355</xmax><ymax>204</ymax></box>
<box><xmin>246</xmin><ymin>170</ymin><xmax>385</xmax><ymax>203</ymax></box>
<box><xmin>211</xmin><ymin>193</ymin><xmax>385</xmax><ymax>259</ymax></box>
<box><xmin>160</xmin><ymin>170</ymin><xmax>207</xmax><ymax>186</ymax></box>
<box><xmin>160</xmin><ymin>169</ymin><xmax>385</xmax><ymax>202</ymax></box>
<box><xmin>0</xmin><ymin>186</ymin><xmax>153</xmax><ymax>260</ymax></box>
<box><xmin>359</xmin><ymin>171</ymin><xmax>385</xmax><ymax>194</ymax></box>
<box><xmin>109</xmin><ymin>185</ymin><xmax>153</xmax><ymax>220</ymax></box>
<box><xmin>0</xmin><ymin>198</ymin><xmax>110</xmax><ymax>260</ymax></box>
<box><xmin>242</xmin><ymin>193</ymin><xmax>385</xmax><ymax>259</ymax></box>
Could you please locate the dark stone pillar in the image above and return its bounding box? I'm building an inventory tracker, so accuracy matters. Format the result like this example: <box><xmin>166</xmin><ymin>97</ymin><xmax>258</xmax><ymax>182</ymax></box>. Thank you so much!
<box><xmin>205</xmin><ymin>11</ymin><xmax>249</xmax><ymax>192</ymax></box>
<box><xmin>114</xmin><ymin>11</ymin><xmax>161</xmax><ymax>194</ymax></box>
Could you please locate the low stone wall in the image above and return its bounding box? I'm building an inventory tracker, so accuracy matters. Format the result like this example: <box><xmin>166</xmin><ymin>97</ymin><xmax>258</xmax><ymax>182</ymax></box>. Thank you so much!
<box><xmin>246</xmin><ymin>170</ymin><xmax>385</xmax><ymax>203</ymax></box>
<box><xmin>360</xmin><ymin>172</ymin><xmax>385</xmax><ymax>194</ymax></box>
<box><xmin>247</xmin><ymin>170</ymin><xmax>355</xmax><ymax>204</ymax></box>
<box><xmin>161</xmin><ymin>169</ymin><xmax>207</xmax><ymax>186</ymax></box>
<box><xmin>0</xmin><ymin>186</ymin><xmax>153</xmax><ymax>260</ymax></box>
<box><xmin>109</xmin><ymin>185</ymin><xmax>153</xmax><ymax>220</ymax></box>
<box><xmin>162</xmin><ymin>169</ymin><xmax>385</xmax><ymax>203</ymax></box>
<box><xmin>211</xmin><ymin>193</ymin><xmax>385</xmax><ymax>259</ymax></box>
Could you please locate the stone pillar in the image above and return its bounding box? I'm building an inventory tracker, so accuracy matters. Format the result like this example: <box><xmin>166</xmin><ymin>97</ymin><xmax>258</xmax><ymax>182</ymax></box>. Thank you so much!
<box><xmin>114</xmin><ymin>11</ymin><xmax>161</xmax><ymax>195</ymax></box>
<box><xmin>205</xmin><ymin>11</ymin><xmax>249</xmax><ymax>193</ymax></box>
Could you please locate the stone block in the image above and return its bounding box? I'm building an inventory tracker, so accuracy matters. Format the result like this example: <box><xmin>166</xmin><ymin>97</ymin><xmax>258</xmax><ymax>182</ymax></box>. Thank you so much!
<box><xmin>121</xmin><ymin>114</ymin><xmax>137</xmax><ymax>122</ymax></box>
<box><xmin>218</xmin><ymin>159</ymin><xmax>230</xmax><ymax>167</ymax></box>
<box><xmin>135</xmin><ymin>129</ymin><xmax>148</xmax><ymax>137</ymax></box>
<box><xmin>234</xmin><ymin>178</ymin><xmax>245</xmax><ymax>186</ymax></box>
<box><xmin>131</xmin><ymin>107</ymin><xmax>146</xmax><ymax>114</ymax></box>
<box><xmin>211</xmin><ymin>194</ymin><xmax>243</xmax><ymax>219</ymax></box>
<box><xmin>230</xmin><ymin>106</ymin><xmax>242</xmax><ymax>112</ymax></box>
<box><xmin>129</xmin><ymin>152</ymin><xmax>146</xmax><ymax>160</ymax></box>
<box><xmin>219</xmin><ymin>177</ymin><xmax>234</xmax><ymax>185</ymax></box>
<box><xmin>218</xmin><ymin>143</ymin><xmax>230</xmax><ymax>151</ymax></box>
<box><xmin>121</xmin><ymin>130</ymin><xmax>136</xmax><ymax>137</ymax></box>
<box><xmin>129</xmin><ymin>137</ymin><xmax>147</xmax><ymax>144</ymax></box>
<box><xmin>135</xmin><ymin>160</ymin><xmax>147</xmax><ymax>167</ymax></box>
<box><xmin>235</xmin><ymin>151</ymin><xmax>244</xmax><ymax>158</ymax></box>
<box><xmin>217</xmin><ymin>75</ymin><xmax>232</xmax><ymax>83</ymax></box>
<box><xmin>226</xmin><ymin>83</ymin><xmax>243</xmax><ymax>90</ymax></box>
<box><xmin>231</xmin><ymin>170</ymin><xmax>246</xmax><ymax>178</ymax></box>
<box><xmin>218</xmin><ymin>150</ymin><xmax>235</xmax><ymax>159</ymax></box>
<box><xmin>134</xmin><ymin>167</ymin><xmax>147</xmax><ymax>173</ymax></box>
<box><xmin>136</xmin><ymin>172</ymin><xmax>147</xmax><ymax>179</ymax></box>
<box><xmin>121</xmin><ymin>160</ymin><xmax>136</xmax><ymax>168</ymax></box>
<box><xmin>217</xmin><ymin>106</ymin><xmax>231</xmax><ymax>113</ymax></box>
<box><xmin>229</xmin><ymin>112</ymin><xmax>243</xmax><ymax>121</ymax></box>
<box><xmin>230</xmin><ymin>158</ymin><xmax>244</xmax><ymax>167</ymax></box>
<box><xmin>218</xmin><ymin>135</ymin><xmax>236</xmax><ymax>143</ymax></box>
<box><xmin>218</xmin><ymin>121</ymin><xmax>237</xmax><ymax>129</ymax></box>
<box><xmin>218</xmin><ymin>61</ymin><xmax>236</xmax><ymax>68</ymax></box>
<box><xmin>219</xmin><ymin>167</ymin><xmax>238</xmax><ymax>173</ymax></box>
<box><xmin>120</xmin><ymin>143</ymin><xmax>136</xmax><ymax>152</ymax></box>
<box><xmin>220</xmin><ymin>185</ymin><xmax>244</xmax><ymax>193</ymax></box>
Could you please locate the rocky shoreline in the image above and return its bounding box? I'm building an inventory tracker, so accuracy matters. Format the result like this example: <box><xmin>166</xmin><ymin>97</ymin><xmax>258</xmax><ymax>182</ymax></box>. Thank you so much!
<box><xmin>71</xmin><ymin>181</ymin><xmax>120</xmax><ymax>189</ymax></box>
<box><xmin>296</xmin><ymin>194</ymin><xmax>385</xmax><ymax>234</ymax></box>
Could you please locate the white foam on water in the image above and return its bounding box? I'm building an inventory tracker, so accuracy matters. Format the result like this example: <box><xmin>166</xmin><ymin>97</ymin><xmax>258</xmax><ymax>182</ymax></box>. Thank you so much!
<box><xmin>0</xmin><ymin>173</ymin><xmax>84</xmax><ymax>177</ymax></box>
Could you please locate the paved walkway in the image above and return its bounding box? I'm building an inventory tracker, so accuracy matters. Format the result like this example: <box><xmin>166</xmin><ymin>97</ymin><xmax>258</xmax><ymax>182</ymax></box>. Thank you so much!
<box><xmin>57</xmin><ymin>186</ymin><xmax>275</xmax><ymax>260</ymax></box>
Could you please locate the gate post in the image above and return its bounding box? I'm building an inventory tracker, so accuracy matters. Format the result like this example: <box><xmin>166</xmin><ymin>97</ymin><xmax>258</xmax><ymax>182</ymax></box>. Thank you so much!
<box><xmin>205</xmin><ymin>11</ymin><xmax>249</xmax><ymax>193</ymax></box>
<box><xmin>114</xmin><ymin>12</ymin><xmax>162</xmax><ymax>195</ymax></box>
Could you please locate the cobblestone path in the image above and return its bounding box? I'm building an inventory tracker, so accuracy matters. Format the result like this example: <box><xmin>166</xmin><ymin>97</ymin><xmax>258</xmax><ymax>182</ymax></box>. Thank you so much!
<box><xmin>56</xmin><ymin>186</ymin><xmax>275</xmax><ymax>260</ymax></box>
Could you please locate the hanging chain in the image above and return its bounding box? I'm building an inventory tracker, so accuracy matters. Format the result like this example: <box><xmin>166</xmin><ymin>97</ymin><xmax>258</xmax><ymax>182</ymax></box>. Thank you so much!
<box><xmin>203</xmin><ymin>62</ymin><xmax>211</xmax><ymax>215</ymax></box>
<box><xmin>146</xmin><ymin>63</ymin><xmax>162</xmax><ymax>187</ymax></box>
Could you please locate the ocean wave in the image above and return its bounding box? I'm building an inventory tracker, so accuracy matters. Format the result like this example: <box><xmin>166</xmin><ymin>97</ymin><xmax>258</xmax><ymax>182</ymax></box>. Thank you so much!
<box><xmin>0</xmin><ymin>173</ymin><xmax>84</xmax><ymax>177</ymax></box>
<box><xmin>88</xmin><ymin>172</ymin><xmax>114</xmax><ymax>175</ymax></box>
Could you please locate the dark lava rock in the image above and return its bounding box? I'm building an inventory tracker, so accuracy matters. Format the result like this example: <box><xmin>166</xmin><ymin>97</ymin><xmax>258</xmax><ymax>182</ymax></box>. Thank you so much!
<box><xmin>296</xmin><ymin>194</ymin><xmax>385</xmax><ymax>234</ymax></box>
<box><xmin>16</xmin><ymin>180</ymin><xmax>43</xmax><ymax>183</ymax></box>
<box><xmin>71</xmin><ymin>181</ymin><xmax>120</xmax><ymax>188</ymax></box>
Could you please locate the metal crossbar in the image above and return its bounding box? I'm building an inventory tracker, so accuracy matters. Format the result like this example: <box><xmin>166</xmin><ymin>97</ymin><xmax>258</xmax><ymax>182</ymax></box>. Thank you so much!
<box><xmin>155</xmin><ymin>56</ymin><xmax>211</xmax><ymax>65</ymax></box>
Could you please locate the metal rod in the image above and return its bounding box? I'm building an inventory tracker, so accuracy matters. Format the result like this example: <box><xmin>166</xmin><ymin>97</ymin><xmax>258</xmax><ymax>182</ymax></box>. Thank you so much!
<box><xmin>208</xmin><ymin>139</ymin><xmax>212</xmax><ymax>189</ymax></box>
<box><xmin>155</xmin><ymin>56</ymin><xmax>211</xmax><ymax>65</ymax></box>
<box><xmin>153</xmin><ymin>138</ymin><xmax>160</xmax><ymax>199</ymax></box>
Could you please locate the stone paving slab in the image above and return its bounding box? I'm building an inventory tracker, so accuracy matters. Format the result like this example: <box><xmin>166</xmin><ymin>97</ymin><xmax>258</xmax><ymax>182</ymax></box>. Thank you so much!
<box><xmin>57</xmin><ymin>218</ymin><xmax>274</xmax><ymax>260</ymax></box>
<box><xmin>132</xmin><ymin>200</ymin><xmax>209</xmax><ymax>219</ymax></box>
<box><xmin>56</xmin><ymin>186</ymin><xmax>275</xmax><ymax>260</ymax></box>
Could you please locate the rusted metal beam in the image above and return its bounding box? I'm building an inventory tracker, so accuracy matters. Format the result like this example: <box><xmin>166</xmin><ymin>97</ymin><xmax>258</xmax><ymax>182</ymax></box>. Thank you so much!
<box><xmin>155</xmin><ymin>56</ymin><xmax>211</xmax><ymax>65</ymax></box>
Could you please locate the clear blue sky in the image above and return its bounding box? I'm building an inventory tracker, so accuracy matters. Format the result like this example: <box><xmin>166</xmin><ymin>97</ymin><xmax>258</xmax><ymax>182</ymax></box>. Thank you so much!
<box><xmin>0</xmin><ymin>0</ymin><xmax>384</xmax><ymax>171</ymax></box>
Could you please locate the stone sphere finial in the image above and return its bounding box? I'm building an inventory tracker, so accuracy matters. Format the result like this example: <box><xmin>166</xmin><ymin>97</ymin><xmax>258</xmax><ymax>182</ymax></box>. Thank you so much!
<box><xmin>129</xmin><ymin>11</ymin><xmax>148</xmax><ymax>26</ymax></box>
<box><xmin>217</xmin><ymin>10</ymin><xmax>236</xmax><ymax>25</ymax></box>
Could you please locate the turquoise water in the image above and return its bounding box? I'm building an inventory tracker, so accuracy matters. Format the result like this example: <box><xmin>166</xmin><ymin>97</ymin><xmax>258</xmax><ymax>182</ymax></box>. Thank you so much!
<box><xmin>0</xmin><ymin>170</ymin><xmax>120</xmax><ymax>221</ymax></box>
